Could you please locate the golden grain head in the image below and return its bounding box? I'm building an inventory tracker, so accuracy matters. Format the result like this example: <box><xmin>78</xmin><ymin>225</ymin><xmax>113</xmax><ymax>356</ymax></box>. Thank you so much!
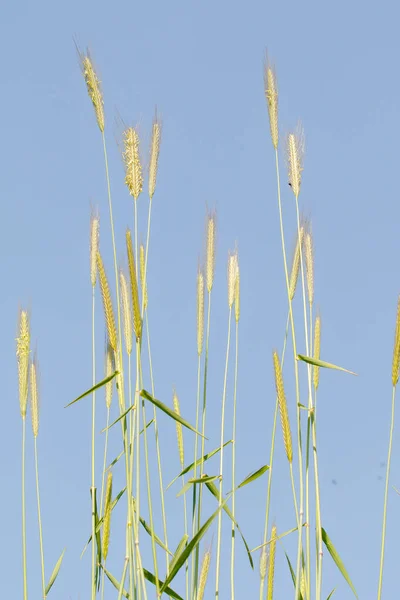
<box><xmin>102</xmin><ymin>469</ymin><xmax>113</xmax><ymax>560</ymax></box>
<box><xmin>30</xmin><ymin>356</ymin><xmax>39</xmax><ymax>437</ymax></box>
<box><xmin>235</xmin><ymin>253</ymin><xmax>240</xmax><ymax>323</ymax></box>
<box><xmin>259</xmin><ymin>547</ymin><xmax>268</xmax><ymax>581</ymax></box>
<box><xmin>96</xmin><ymin>252</ymin><xmax>118</xmax><ymax>352</ymax></box>
<box><xmin>105</xmin><ymin>338</ymin><xmax>114</xmax><ymax>409</ymax></box>
<box><xmin>227</xmin><ymin>249</ymin><xmax>238</xmax><ymax>309</ymax></box>
<box><xmin>206</xmin><ymin>210</ymin><xmax>216</xmax><ymax>293</ymax></box>
<box><xmin>81</xmin><ymin>52</ymin><xmax>105</xmax><ymax>133</ymax></box>
<box><xmin>287</xmin><ymin>125</ymin><xmax>304</xmax><ymax>198</ymax></box>
<box><xmin>197</xmin><ymin>267</ymin><xmax>205</xmax><ymax>356</ymax></box>
<box><xmin>90</xmin><ymin>212</ymin><xmax>100</xmax><ymax>287</ymax></box>
<box><xmin>139</xmin><ymin>243</ymin><xmax>148</xmax><ymax>310</ymax></box>
<box><xmin>313</xmin><ymin>315</ymin><xmax>321</xmax><ymax>390</ymax></box>
<box><xmin>149</xmin><ymin>114</ymin><xmax>162</xmax><ymax>199</ymax></box>
<box><xmin>392</xmin><ymin>296</ymin><xmax>400</xmax><ymax>386</ymax></box>
<box><xmin>123</xmin><ymin>127</ymin><xmax>143</xmax><ymax>201</ymax></box>
<box><xmin>304</xmin><ymin>225</ymin><xmax>314</xmax><ymax>306</ymax></box>
<box><xmin>126</xmin><ymin>230</ymin><xmax>142</xmax><ymax>341</ymax></box>
<box><xmin>300</xmin><ymin>566</ymin><xmax>308</xmax><ymax>600</ymax></box>
<box><xmin>197</xmin><ymin>548</ymin><xmax>211</xmax><ymax>600</ymax></box>
<box><xmin>267</xmin><ymin>525</ymin><xmax>277</xmax><ymax>600</ymax></box>
<box><xmin>273</xmin><ymin>351</ymin><xmax>292</xmax><ymax>463</ymax></box>
<box><xmin>173</xmin><ymin>391</ymin><xmax>184</xmax><ymax>467</ymax></box>
<box><xmin>16</xmin><ymin>309</ymin><xmax>31</xmax><ymax>418</ymax></box>
<box><xmin>264</xmin><ymin>59</ymin><xmax>279</xmax><ymax>149</ymax></box>
<box><xmin>289</xmin><ymin>225</ymin><xmax>305</xmax><ymax>301</ymax></box>
<box><xmin>119</xmin><ymin>270</ymin><xmax>132</xmax><ymax>355</ymax></box>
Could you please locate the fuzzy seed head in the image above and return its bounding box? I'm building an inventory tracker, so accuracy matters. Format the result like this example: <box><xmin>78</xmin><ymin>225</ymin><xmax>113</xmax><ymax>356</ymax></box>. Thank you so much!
<box><xmin>173</xmin><ymin>391</ymin><xmax>184</xmax><ymax>467</ymax></box>
<box><xmin>267</xmin><ymin>525</ymin><xmax>277</xmax><ymax>600</ymax></box>
<box><xmin>16</xmin><ymin>309</ymin><xmax>30</xmax><ymax>418</ymax></box>
<box><xmin>313</xmin><ymin>315</ymin><xmax>321</xmax><ymax>390</ymax></box>
<box><xmin>260</xmin><ymin>547</ymin><xmax>268</xmax><ymax>581</ymax></box>
<box><xmin>197</xmin><ymin>268</ymin><xmax>205</xmax><ymax>356</ymax></box>
<box><xmin>300</xmin><ymin>567</ymin><xmax>308</xmax><ymax>600</ymax></box>
<box><xmin>206</xmin><ymin>211</ymin><xmax>216</xmax><ymax>293</ymax></box>
<box><xmin>289</xmin><ymin>226</ymin><xmax>305</xmax><ymax>301</ymax></box>
<box><xmin>123</xmin><ymin>127</ymin><xmax>143</xmax><ymax>201</ymax></box>
<box><xmin>273</xmin><ymin>351</ymin><xmax>292</xmax><ymax>463</ymax></box>
<box><xmin>227</xmin><ymin>250</ymin><xmax>238</xmax><ymax>309</ymax></box>
<box><xmin>97</xmin><ymin>252</ymin><xmax>118</xmax><ymax>352</ymax></box>
<box><xmin>392</xmin><ymin>296</ymin><xmax>400</xmax><ymax>386</ymax></box>
<box><xmin>90</xmin><ymin>212</ymin><xmax>99</xmax><ymax>287</ymax></box>
<box><xmin>264</xmin><ymin>62</ymin><xmax>279</xmax><ymax>149</ymax></box>
<box><xmin>197</xmin><ymin>548</ymin><xmax>211</xmax><ymax>600</ymax></box>
<box><xmin>105</xmin><ymin>340</ymin><xmax>114</xmax><ymax>409</ymax></box>
<box><xmin>30</xmin><ymin>357</ymin><xmax>39</xmax><ymax>437</ymax></box>
<box><xmin>126</xmin><ymin>230</ymin><xmax>142</xmax><ymax>341</ymax></box>
<box><xmin>120</xmin><ymin>270</ymin><xmax>132</xmax><ymax>355</ymax></box>
<box><xmin>287</xmin><ymin>126</ymin><xmax>304</xmax><ymax>198</ymax></box>
<box><xmin>81</xmin><ymin>52</ymin><xmax>105</xmax><ymax>133</ymax></box>
<box><xmin>149</xmin><ymin>116</ymin><xmax>162</xmax><ymax>199</ymax></box>
<box><xmin>102</xmin><ymin>470</ymin><xmax>113</xmax><ymax>560</ymax></box>
<box><xmin>304</xmin><ymin>227</ymin><xmax>314</xmax><ymax>306</ymax></box>
<box><xmin>235</xmin><ymin>254</ymin><xmax>240</xmax><ymax>323</ymax></box>
<box><xmin>139</xmin><ymin>243</ymin><xmax>148</xmax><ymax>310</ymax></box>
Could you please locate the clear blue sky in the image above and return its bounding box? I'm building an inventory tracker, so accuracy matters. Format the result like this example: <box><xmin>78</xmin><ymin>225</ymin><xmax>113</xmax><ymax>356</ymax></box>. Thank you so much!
<box><xmin>1</xmin><ymin>0</ymin><xmax>399</xmax><ymax>598</ymax></box>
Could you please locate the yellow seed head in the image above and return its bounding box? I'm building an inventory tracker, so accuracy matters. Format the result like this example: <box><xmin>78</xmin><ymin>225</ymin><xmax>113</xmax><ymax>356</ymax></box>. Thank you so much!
<box><xmin>126</xmin><ymin>230</ymin><xmax>142</xmax><ymax>341</ymax></box>
<box><xmin>81</xmin><ymin>52</ymin><xmax>105</xmax><ymax>133</ymax></box>
<box><xmin>139</xmin><ymin>243</ymin><xmax>148</xmax><ymax>310</ymax></box>
<box><xmin>123</xmin><ymin>127</ymin><xmax>143</xmax><ymax>201</ymax></box>
<box><xmin>287</xmin><ymin>126</ymin><xmax>304</xmax><ymax>198</ymax></box>
<box><xmin>300</xmin><ymin>566</ymin><xmax>308</xmax><ymax>600</ymax></box>
<box><xmin>102</xmin><ymin>470</ymin><xmax>113</xmax><ymax>560</ymax></box>
<box><xmin>197</xmin><ymin>268</ymin><xmax>205</xmax><ymax>356</ymax></box>
<box><xmin>304</xmin><ymin>227</ymin><xmax>314</xmax><ymax>306</ymax></box>
<box><xmin>267</xmin><ymin>525</ymin><xmax>277</xmax><ymax>600</ymax></box>
<box><xmin>96</xmin><ymin>252</ymin><xmax>118</xmax><ymax>352</ymax></box>
<box><xmin>206</xmin><ymin>211</ymin><xmax>216</xmax><ymax>293</ymax></box>
<box><xmin>289</xmin><ymin>226</ymin><xmax>305</xmax><ymax>301</ymax></box>
<box><xmin>119</xmin><ymin>270</ymin><xmax>132</xmax><ymax>355</ymax></box>
<box><xmin>264</xmin><ymin>61</ymin><xmax>279</xmax><ymax>149</ymax></box>
<box><xmin>30</xmin><ymin>357</ymin><xmax>39</xmax><ymax>437</ymax></box>
<box><xmin>105</xmin><ymin>339</ymin><xmax>114</xmax><ymax>409</ymax></box>
<box><xmin>149</xmin><ymin>115</ymin><xmax>162</xmax><ymax>199</ymax></box>
<box><xmin>260</xmin><ymin>547</ymin><xmax>268</xmax><ymax>581</ymax></box>
<box><xmin>313</xmin><ymin>315</ymin><xmax>321</xmax><ymax>390</ymax></box>
<box><xmin>392</xmin><ymin>296</ymin><xmax>400</xmax><ymax>386</ymax></box>
<box><xmin>273</xmin><ymin>351</ymin><xmax>292</xmax><ymax>463</ymax></box>
<box><xmin>235</xmin><ymin>254</ymin><xmax>240</xmax><ymax>323</ymax></box>
<box><xmin>90</xmin><ymin>212</ymin><xmax>99</xmax><ymax>287</ymax></box>
<box><xmin>16</xmin><ymin>309</ymin><xmax>30</xmax><ymax>419</ymax></box>
<box><xmin>197</xmin><ymin>548</ymin><xmax>211</xmax><ymax>600</ymax></box>
<box><xmin>227</xmin><ymin>250</ymin><xmax>238</xmax><ymax>309</ymax></box>
<box><xmin>173</xmin><ymin>391</ymin><xmax>184</xmax><ymax>467</ymax></box>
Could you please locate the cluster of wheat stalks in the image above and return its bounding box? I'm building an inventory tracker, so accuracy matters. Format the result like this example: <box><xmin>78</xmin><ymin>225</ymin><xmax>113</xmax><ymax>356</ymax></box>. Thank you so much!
<box><xmin>15</xmin><ymin>48</ymin><xmax>399</xmax><ymax>600</ymax></box>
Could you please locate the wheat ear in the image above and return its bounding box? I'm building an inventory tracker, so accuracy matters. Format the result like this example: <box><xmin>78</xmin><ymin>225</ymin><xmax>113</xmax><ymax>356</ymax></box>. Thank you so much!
<box><xmin>80</xmin><ymin>51</ymin><xmax>105</xmax><ymax>133</ymax></box>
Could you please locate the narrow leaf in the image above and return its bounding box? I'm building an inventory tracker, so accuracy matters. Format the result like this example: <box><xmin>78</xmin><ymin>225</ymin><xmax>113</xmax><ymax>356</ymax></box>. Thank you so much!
<box><xmin>103</xmin><ymin>567</ymin><xmax>129</xmax><ymax>598</ymax></box>
<box><xmin>321</xmin><ymin>527</ymin><xmax>358</xmax><ymax>598</ymax></box>
<box><xmin>45</xmin><ymin>548</ymin><xmax>65</xmax><ymax>595</ymax></box>
<box><xmin>65</xmin><ymin>371</ymin><xmax>119</xmax><ymax>407</ymax></box>
<box><xmin>297</xmin><ymin>355</ymin><xmax>356</xmax><ymax>376</ymax></box>
<box><xmin>168</xmin><ymin>534</ymin><xmax>189</xmax><ymax>577</ymax></box>
<box><xmin>326</xmin><ymin>590</ymin><xmax>336</xmax><ymax>600</ymax></box>
<box><xmin>167</xmin><ymin>440</ymin><xmax>232</xmax><ymax>489</ymax></box>
<box><xmin>284</xmin><ymin>552</ymin><xmax>303</xmax><ymax>600</ymax></box>
<box><xmin>143</xmin><ymin>568</ymin><xmax>184</xmax><ymax>600</ymax></box>
<box><xmin>140</xmin><ymin>389</ymin><xmax>205</xmax><ymax>437</ymax></box>
<box><xmin>238</xmin><ymin>464</ymin><xmax>269</xmax><ymax>488</ymax></box>
<box><xmin>81</xmin><ymin>488</ymin><xmax>126</xmax><ymax>557</ymax></box>
<box><xmin>101</xmin><ymin>403</ymin><xmax>136</xmax><ymax>433</ymax></box>
<box><xmin>251</xmin><ymin>524</ymin><xmax>301</xmax><ymax>553</ymax></box>
<box><xmin>177</xmin><ymin>475</ymin><xmax>220</xmax><ymax>498</ymax></box>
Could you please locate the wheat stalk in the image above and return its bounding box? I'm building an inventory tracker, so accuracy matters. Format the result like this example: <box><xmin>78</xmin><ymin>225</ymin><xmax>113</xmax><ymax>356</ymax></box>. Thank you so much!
<box><xmin>266</xmin><ymin>525</ymin><xmax>277</xmax><ymax>600</ymax></box>
<box><xmin>304</xmin><ymin>225</ymin><xmax>314</xmax><ymax>306</ymax></box>
<box><xmin>206</xmin><ymin>211</ymin><xmax>216</xmax><ymax>293</ymax></box>
<box><xmin>17</xmin><ymin>309</ymin><xmax>31</xmax><ymax>419</ymax></box>
<box><xmin>97</xmin><ymin>252</ymin><xmax>118</xmax><ymax>353</ymax></box>
<box><xmin>273</xmin><ymin>351</ymin><xmax>292</xmax><ymax>463</ymax></box>
<box><xmin>149</xmin><ymin>114</ymin><xmax>162</xmax><ymax>199</ymax></box>
<box><xmin>264</xmin><ymin>58</ymin><xmax>278</xmax><ymax>149</ymax></box>
<box><xmin>197</xmin><ymin>548</ymin><xmax>211</xmax><ymax>600</ymax></box>
<box><xmin>197</xmin><ymin>268</ymin><xmax>205</xmax><ymax>356</ymax></box>
<box><xmin>80</xmin><ymin>51</ymin><xmax>105</xmax><ymax>133</ymax></box>
<box><xmin>102</xmin><ymin>470</ymin><xmax>113</xmax><ymax>560</ymax></box>
<box><xmin>289</xmin><ymin>225</ymin><xmax>305</xmax><ymax>301</ymax></box>
<box><xmin>123</xmin><ymin>127</ymin><xmax>143</xmax><ymax>201</ymax></box>
<box><xmin>90</xmin><ymin>212</ymin><xmax>100</xmax><ymax>287</ymax></box>
<box><xmin>139</xmin><ymin>243</ymin><xmax>148</xmax><ymax>311</ymax></box>
<box><xmin>313</xmin><ymin>315</ymin><xmax>321</xmax><ymax>390</ymax></box>
<box><xmin>126</xmin><ymin>229</ymin><xmax>142</xmax><ymax>341</ymax></box>
<box><xmin>392</xmin><ymin>295</ymin><xmax>400</xmax><ymax>386</ymax></box>
<box><xmin>120</xmin><ymin>270</ymin><xmax>133</xmax><ymax>356</ymax></box>
<box><xmin>287</xmin><ymin>125</ymin><xmax>304</xmax><ymax>199</ymax></box>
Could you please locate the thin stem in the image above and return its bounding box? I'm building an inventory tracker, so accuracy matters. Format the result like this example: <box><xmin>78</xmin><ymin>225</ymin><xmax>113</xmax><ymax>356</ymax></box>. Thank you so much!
<box><xmin>230</xmin><ymin>320</ymin><xmax>239</xmax><ymax>599</ymax></box>
<box><xmin>91</xmin><ymin>289</ymin><xmax>96</xmax><ymax>600</ymax></box>
<box><xmin>117</xmin><ymin>558</ymin><xmax>130</xmax><ymax>600</ymax></box>
<box><xmin>181</xmin><ymin>475</ymin><xmax>189</xmax><ymax>600</ymax></box>
<box><xmin>34</xmin><ymin>436</ymin><xmax>46</xmax><ymax>599</ymax></box>
<box><xmin>378</xmin><ymin>385</ymin><xmax>396</xmax><ymax>599</ymax></box>
<box><xmin>22</xmin><ymin>417</ymin><xmax>27</xmax><ymax>600</ymax></box>
<box><xmin>191</xmin><ymin>355</ymin><xmax>202</xmax><ymax>596</ymax></box>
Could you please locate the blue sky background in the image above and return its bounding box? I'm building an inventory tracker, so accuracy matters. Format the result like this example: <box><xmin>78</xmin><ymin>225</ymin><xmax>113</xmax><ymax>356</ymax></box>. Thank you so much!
<box><xmin>1</xmin><ymin>0</ymin><xmax>399</xmax><ymax>598</ymax></box>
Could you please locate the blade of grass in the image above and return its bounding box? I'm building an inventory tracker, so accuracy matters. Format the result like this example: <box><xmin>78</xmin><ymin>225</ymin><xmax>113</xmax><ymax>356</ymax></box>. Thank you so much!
<box><xmin>237</xmin><ymin>464</ymin><xmax>269</xmax><ymax>488</ymax></box>
<box><xmin>321</xmin><ymin>527</ymin><xmax>358</xmax><ymax>598</ymax></box>
<box><xmin>45</xmin><ymin>549</ymin><xmax>65</xmax><ymax>596</ymax></box>
<box><xmin>297</xmin><ymin>355</ymin><xmax>356</xmax><ymax>376</ymax></box>
<box><xmin>65</xmin><ymin>372</ymin><xmax>119</xmax><ymax>407</ymax></box>
<box><xmin>140</xmin><ymin>389</ymin><xmax>205</xmax><ymax>436</ymax></box>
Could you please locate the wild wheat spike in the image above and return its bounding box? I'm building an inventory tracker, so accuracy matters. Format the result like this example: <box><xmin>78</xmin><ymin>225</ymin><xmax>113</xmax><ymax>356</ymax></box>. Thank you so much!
<box><xmin>197</xmin><ymin>268</ymin><xmax>205</xmax><ymax>356</ymax></box>
<box><xmin>267</xmin><ymin>525</ymin><xmax>277</xmax><ymax>600</ymax></box>
<box><xmin>173</xmin><ymin>391</ymin><xmax>184</xmax><ymax>467</ymax></box>
<box><xmin>123</xmin><ymin>127</ymin><xmax>143</xmax><ymax>201</ymax></box>
<box><xmin>260</xmin><ymin>548</ymin><xmax>268</xmax><ymax>581</ymax></box>
<box><xmin>96</xmin><ymin>252</ymin><xmax>118</xmax><ymax>352</ymax></box>
<box><xmin>287</xmin><ymin>126</ymin><xmax>304</xmax><ymax>198</ymax></box>
<box><xmin>197</xmin><ymin>548</ymin><xmax>211</xmax><ymax>600</ymax></box>
<box><xmin>81</xmin><ymin>52</ymin><xmax>105</xmax><ymax>132</ymax></box>
<box><xmin>289</xmin><ymin>226</ymin><xmax>304</xmax><ymax>301</ymax></box>
<box><xmin>273</xmin><ymin>351</ymin><xmax>293</xmax><ymax>463</ymax></box>
<box><xmin>392</xmin><ymin>296</ymin><xmax>400</xmax><ymax>386</ymax></box>
<box><xmin>227</xmin><ymin>250</ymin><xmax>238</xmax><ymax>309</ymax></box>
<box><xmin>235</xmin><ymin>253</ymin><xmax>240</xmax><ymax>323</ymax></box>
<box><xmin>149</xmin><ymin>114</ymin><xmax>161</xmax><ymax>199</ymax></box>
<box><xmin>264</xmin><ymin>60</ymin><xmax>278</xmax><ymax>149</ymax></box>
<box><xmin>30</xmin><ymin>357</ymin><xmax>39</xmax><ymax>438</ymax></box>
<box><xmin>313</xmin><ymin>315</ymin><xmax>321</xmax><ymax>390</ymax></box>
<box><xmin>90</xmin><ymin>212</ymin><xmax>99</xmax><ymax>287</ymax></box>
<box><xmin>119</xmin><ymin>270</ymin><xmax>132</xmax><ymax>356</ymax></box>
<box><xmin>304</xmin><ymin>226</ymin><xmax>314</xmax><ymax>306</ymax></box>
<box><xmin>105</xmin><ymin>339</ymin><xmax>114</xmax><ymax>409</ymax></box>
<box><xmin>206</xmin><ymin>211</ymin><xmax>216</xmax><ymax>293</ymax></box>
<box><xmin>139</xmin><ymin>243</ymin><xmax>148</xmax><ymax>310</ymax></box>
<box><xmin>126</xmin><ymin>230</ymin><xmax>142</xmax><ymax>340</ymax></box>
<box><xmin>102</xmin><ymin>470</ymin><xmax>113</xmax><ymax>560</ymax></box>
<box><xmin>16</xmin><ymin>309</ymin><xmax>30</xmax><ymax>418</ymax></box>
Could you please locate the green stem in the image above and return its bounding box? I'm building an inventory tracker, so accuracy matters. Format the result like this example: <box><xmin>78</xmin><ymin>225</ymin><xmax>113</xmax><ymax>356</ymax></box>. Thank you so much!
<box><xmin>91</xmin><ymin>288</ymin><xmax>96</xmax><ymax>600</ymax></box>
<box><xmin>182</xmin><ymin>475</ymin><xmax>189</xmax><ymax>600</ymax></box>
<box><xmin>191</xmin><ymin>354</ymin><xmax>202</xmax><ymax>596</ymax></box>
<box><xmin>34</xmin><ymin>435</ymin><xmax>45</xmax><ymax>599</ymax></box>
<box><xmin>22</xmin><ymin>416</ymin><xmax>28</xmax><ymax>600</ymax></box>
<box><xmin>230</xmin><ymin>320</ymin><xmax>239</xmax><ymax>599</ymax></box>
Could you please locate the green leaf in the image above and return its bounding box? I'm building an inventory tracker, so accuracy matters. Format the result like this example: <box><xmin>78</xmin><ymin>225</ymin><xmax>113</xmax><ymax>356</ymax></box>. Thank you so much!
<box><xmin>238</xmin><ymin>464</ymin><xmax>269</xmax><ymax>488</ymax></box>
<box><xmin>167</xmin><ymin>440</ymin><xmax>232</xmax><ymax>490</ymax></box>
<box><xmin>321</xmin><ymin>527</ymin><xmax>358</xmax><ymax>598</ymax></box>
<box><xmin>138</xmin><ymin>513</ymin><xmax>172</xmax><ymax>556</ymax></box>
<box><xmin>160</xmin><ymin>496</ymin><xmax>230</xmax><ymax>593</ymax></box>
<box><xmin>45</xmin><ymin>548</ymin><xmax>65</xmax><ymax>595</ymax></box>
<box><xmin>103</xmin><ymin>567</ymin><xmax>129</xmax><ymax>598</ymax></box>
<box><xmin>297</xmin><ymin>355</ymin><xmax>357</xmax><ymax>376</ymax></box>
<box><xmin>140</xmin><ymin>389</ymin><xmax>205</xmax><ymax>437</ymax></box>
<box><xmin>177</xmin><ymin>475</ymin><xmax>220</xmax><ymax>498</ymax></box>
<box><xmin>101</xmin><ymin>403</ymin><xmax>136</xmax><ymax>433</ymax></box>
<box><xmin>168</xmin><ymin>534</ymin><xmax>189</xmax><ymax>577</ymax></box>
<box><xmin>326</xmin><ymin>589</ymin><xmax>336</xmax><ymax>599</ymax></box>
<box><xmin>81</xmin><ymin>488</ymin><xmax>126</xmax><ymax>557</ymax></box>
<box><xmin>143</xmin><ymin>568</ymin><xmax>184</xmax><ymax>600</ymax></box>
<box><xmin>65</xmin><ymin>371</ymin><xmax>119</xmax><ymax>407</ymax></box>
<box><xmin>251</xmin><ymin>524</ymin><xmax>301</xmax><ymax>553</ymax></box>
<box><xmin>284</xmin><ymin>552</ymin><xmax>304</xmax><ymax>600</ymax></box>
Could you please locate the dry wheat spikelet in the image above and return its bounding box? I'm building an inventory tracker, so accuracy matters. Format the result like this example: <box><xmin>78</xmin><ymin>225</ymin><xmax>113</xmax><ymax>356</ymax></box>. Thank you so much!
<box><xmin>97</xmin><ymin>252</ymin><xmax>118</xmax><ymax>352</ymax></box>
<box><xmin>266</xmin><ymin>524</ymin><xmax>277</xmax><ymax>600</ymax></box>
<box><xmin>126</xmin><ymin>230</ymin><xmax>142</xmax><ymax>340</ymax></box>
<box><xmin>173</xmin><ymin>391</ymin><xmax>184</xmax><ymax>467</ymax></box>
<box><xmin>16</xmin><ymin>309</ymin><xmax>31</xmax><ymax>418</ymax></box>
<box><xmin>289</xmin><ymin>225</ymin><xmax>305</xmax><ymax>301</ymax></box>
<box><xmin>234</xmin><ymin>252</ymin><xmax>240</xmax><ymax>323</ymax></box>
<box><xmin>264</xmin><ymin>60</ymin><xmax>279</xmax><ymax>149</ymax></box>
<box><xmin>273</xmin><ymin>351</ymin><xmax>293</xmax><ymax>463</ymax></box>
<box><xmin>197</xmin><ymin>267</ymin><xmax>205</xmax><ymax>356</ymax></box>
<box><xmin>197</xmin><ymin>548</ymin><xmax>211</xmax><ymax>600</ymax></box>
<box><xmin>227</xmin><ymin>250</ymin><xmax>238</xmax><ymax>309</ymax></box>
<box><xmin>30</xmin><ymin>356</ymin><xmax>39</xmax><ymax>438</ymax></box>
<box><xmin>90</xmin><ymin>212</ymin><xmax>99</xmax><ymax>287</ymax></box>
<box><xmin>392</xmin><ymin>295</ymin><xmax>400</xmax><ymax>386</ymax></box>
<box><xmin>139</xmin><ymin>243</ymin><xmax>148</xmax><ymax>310</ymax></box>
<box><xmin>259</xmin><ymin>547</ymin><xmax>268</xmax><ymax>581</ymax></box>
<box><xmin>313</xmin><ymin>315</ymin><xmax>321</xmax><ymax>390</ymax></box>
<box><xmin>119</xmin><ymin>270</ymin><xmax>133</xmax><ymax>356</ymax></box>
<box><xmin>123</xmin><ymin>127</ymin><xmax>143</xmax><ymax>201</ymax></box>
<box><xmin>206</xmin><ymin>211</ymin><xmax>216</xmax><ymax>293</ymax></box>
<box><xmin>102</xmin><ymin>469</ymin><xmax>113</xmax><ymax>560</ymax></box>
<box><xmin>105</xmin><ymin>339</ymin><xmax>114</xmax><ymax>409</ymax></box>
<box><xmin>81</xmin><ymin>52</ymin><xmax>105</xmax><ymax>133</ymax></box>
<box><xmin>149</xmin><ymin>114</ymin><xmax>162</xmax><ymax>199</ymax></box>
<box><xmin>300</xmin><ymin>566</ymin><xmax>308</xmax><ymax>600</ymax></box>
<box><xmin>304</xmin><ymin>225</ymin><xmax>314</xmax><ymax>306</ymax></box>
<box><xmin>287</xmin><ymin>125</ymin><xmax>304</xmax><ymax>198</ymax></box>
